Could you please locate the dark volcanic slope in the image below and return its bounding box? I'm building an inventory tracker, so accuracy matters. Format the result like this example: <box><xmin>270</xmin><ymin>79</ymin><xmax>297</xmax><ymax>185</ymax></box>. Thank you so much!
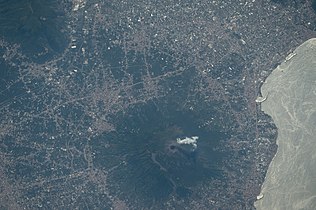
<box><xmin>0</xmin><ymin>0</ymin><xmax>315</xmax><ymax>209</ymax></box>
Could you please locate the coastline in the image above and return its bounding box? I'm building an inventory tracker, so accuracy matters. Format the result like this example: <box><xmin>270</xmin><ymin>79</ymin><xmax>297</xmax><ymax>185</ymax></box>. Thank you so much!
<box><xmin>254</xmin><ymin>38</ymin><xmax>316</xmax><ymax>210</ymax></box>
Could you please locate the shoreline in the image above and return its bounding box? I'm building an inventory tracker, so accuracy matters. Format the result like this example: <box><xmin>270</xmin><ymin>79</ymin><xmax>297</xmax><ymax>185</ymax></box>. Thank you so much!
<box><xmin>254</xmin><ymin>38</ymin><xmax>316</xmax><ymax>209</ymax></box>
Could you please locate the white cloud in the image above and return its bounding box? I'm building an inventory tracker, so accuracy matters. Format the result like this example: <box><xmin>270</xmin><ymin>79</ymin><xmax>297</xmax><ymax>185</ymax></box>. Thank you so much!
<box><xmin>176</xmin><ymin>136</ymin><xmax>199</xmax><ymax>150</ymax></box>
